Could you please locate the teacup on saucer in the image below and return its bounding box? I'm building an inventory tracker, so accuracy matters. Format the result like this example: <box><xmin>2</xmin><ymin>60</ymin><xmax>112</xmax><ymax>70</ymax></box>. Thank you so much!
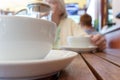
<box><xmin>67</xmin><ymin>36</ymin><xmax>96</xmax><ymax>48</ymax></box>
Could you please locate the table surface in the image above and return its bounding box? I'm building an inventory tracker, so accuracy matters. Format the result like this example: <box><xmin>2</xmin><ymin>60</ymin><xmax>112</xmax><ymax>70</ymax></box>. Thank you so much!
<box><xmin>36</xmin><ymin>49</ymin><xmax>120</xmax><ymax>80</ymax></box>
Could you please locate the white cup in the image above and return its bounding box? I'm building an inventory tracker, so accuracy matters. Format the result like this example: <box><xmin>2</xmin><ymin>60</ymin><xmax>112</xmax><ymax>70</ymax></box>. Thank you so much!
<box><xmin>67</xmin><ymin>36</ymin><xmax>95</xmax><ymax>48</ymax></box>
<box><xmin>0</xmin><ymin>15</ymin><xmax>56</xmax><ymax>61</ymax></box>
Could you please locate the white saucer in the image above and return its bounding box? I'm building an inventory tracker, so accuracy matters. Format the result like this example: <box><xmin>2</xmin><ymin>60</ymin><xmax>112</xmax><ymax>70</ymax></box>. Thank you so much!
<box><xmin>0</xmin><ymin>50</ymin><xmax>78</xmax><ymax>80</ymax></box>
<box><xmin>60</xmin><ymin>46</ymin><xmax>97</xmax><ymax>53</ymax></box>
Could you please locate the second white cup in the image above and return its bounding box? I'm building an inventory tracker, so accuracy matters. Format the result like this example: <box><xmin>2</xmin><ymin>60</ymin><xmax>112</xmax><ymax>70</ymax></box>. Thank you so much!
<box><xmin>67</xmin><ymin>36</ymin><xmax>95</xmax><ymax>48</ymax></box>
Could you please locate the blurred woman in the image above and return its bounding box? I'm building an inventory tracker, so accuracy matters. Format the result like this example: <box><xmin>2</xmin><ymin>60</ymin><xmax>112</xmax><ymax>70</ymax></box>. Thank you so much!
<box><xmin>44</xmin><ymin>0</ymin><xmax>106</xmax><ymax>50</ymax></box>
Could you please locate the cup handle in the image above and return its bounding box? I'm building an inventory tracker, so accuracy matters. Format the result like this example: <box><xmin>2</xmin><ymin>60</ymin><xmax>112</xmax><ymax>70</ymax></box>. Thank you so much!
<box><xmin>15</xmin><ymin>9</ymin><xmax>27</xmax><ymax>15</ymax></box>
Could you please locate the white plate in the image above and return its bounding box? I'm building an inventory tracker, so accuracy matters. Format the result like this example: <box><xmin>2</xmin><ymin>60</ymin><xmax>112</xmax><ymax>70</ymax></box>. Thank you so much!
<box><xmin>60</xmin><ymin>46</ymin><xmax>97</xmax><ymax>53</ymax></box>
<box><xmin>0</xmin><ymin>50</ymin><xmax>78</xmax><ymax>80</ymax></box>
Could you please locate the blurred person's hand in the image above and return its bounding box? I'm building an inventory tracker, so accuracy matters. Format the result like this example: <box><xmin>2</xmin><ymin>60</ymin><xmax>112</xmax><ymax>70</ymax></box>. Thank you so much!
<box><xmin>90</xmin><ymin>34</ymin><xmax>106</xmax><ymax>51</ymax></box>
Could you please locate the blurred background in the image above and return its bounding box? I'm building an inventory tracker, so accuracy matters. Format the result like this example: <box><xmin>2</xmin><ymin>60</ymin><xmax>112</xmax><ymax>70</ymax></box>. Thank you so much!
<box><xmin>0</xmin><ymin>0</ymin><xmax>117</xmax><ymax>32</ymax></box>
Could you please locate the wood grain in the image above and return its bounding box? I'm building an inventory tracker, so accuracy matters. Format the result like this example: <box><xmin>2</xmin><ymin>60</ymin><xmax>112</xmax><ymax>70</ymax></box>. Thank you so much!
<box><xmin>58</xmin><ymin>55</ymin><xmax>96</xmax><ymax>80</ymax></box>
<box><xmin>104</xmin><ymin>49</ymin><xmax>120</xmax><ymax>57</ymax></box>
<box><xmin>95</xmin><ymin>52</ymin><xmax>120</xmax><ymax>67</ymax></box>
<box><xmin>81</xmin><ymin>53</ymin><xmax>120</xmax><ymax>80</ymax></box>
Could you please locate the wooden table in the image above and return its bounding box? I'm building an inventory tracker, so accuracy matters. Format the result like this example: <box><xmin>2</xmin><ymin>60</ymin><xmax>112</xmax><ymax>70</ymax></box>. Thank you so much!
<box><xmin>59</xmin><ymin>49</ymin><xmax>120</xmax><ymax>80</ymax></box>
<box><xmin>37</xmin><ymin>49</ymin><xmax>120</xmax><ymax>80</ymax></box>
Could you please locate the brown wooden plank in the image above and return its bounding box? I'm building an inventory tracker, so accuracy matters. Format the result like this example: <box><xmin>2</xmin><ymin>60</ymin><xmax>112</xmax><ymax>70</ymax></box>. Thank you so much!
<box><xmin>58</xmin><ymin>55</ymin><xmax>97</xmax><ymax>80</ymax></box>
<box><xmin>104</xmin><ymin>49</ymin><xmax>120</xmax><ymax>57</ymax></box>
<box><xmin>95</xmin><ymin>52</ymin><xmax>120</xmax><ymax>67</ymax></box>
<box><xmin>81</xmin><ymin>53</ymin><xmax>120</xmax><ymax>80</ymax></box>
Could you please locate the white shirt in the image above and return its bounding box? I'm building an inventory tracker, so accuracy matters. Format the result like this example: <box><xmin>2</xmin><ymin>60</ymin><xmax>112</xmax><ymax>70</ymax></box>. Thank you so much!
<box><xmin>53</xmin><ymin>18</ymin><xmax>87</xmax><ymax>49</ymax></box>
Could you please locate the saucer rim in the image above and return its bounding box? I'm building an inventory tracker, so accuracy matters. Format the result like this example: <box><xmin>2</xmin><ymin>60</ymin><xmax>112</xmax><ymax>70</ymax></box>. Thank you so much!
<box><xmin>60</xmin><ymin>45</ymin><xmax>97</xmax><ymax>49</ymax></box>
<box><xmin>0</xmin><ymin>50</ymin><xmax>78</xmax><ymax>79</ymax></box>
<box><xmin>60</xmin><ymin>45</ymin><xmax>97</xmax><ymax>53</ymax></box>
<box><xmin>0</xmin><ymin>71</ymin><xmax>59</xmax><ymax>80</ymax></box>
<box><xmin>0</xmin><ymin>50</ymin><xmax>78</xmax><ymax>64</ymax></box>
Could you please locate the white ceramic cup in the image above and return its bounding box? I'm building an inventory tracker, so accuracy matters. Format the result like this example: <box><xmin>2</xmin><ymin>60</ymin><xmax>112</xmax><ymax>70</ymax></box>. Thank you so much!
<box><xmin>67</xmin><ymin>36</ymin><xmax>95</xmax><ymax>48</ymax></box>
<box><xmin>0</xmin><ymin>15</ymin><xmax>56</xmax><ymax>61</ymax></box>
